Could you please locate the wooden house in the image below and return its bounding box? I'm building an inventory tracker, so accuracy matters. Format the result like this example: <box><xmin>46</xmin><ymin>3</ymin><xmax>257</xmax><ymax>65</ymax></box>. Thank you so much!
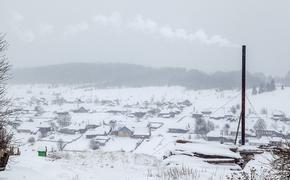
<box><xmin>113</xmin><ymin>126</ymin><xmax>133</xmax><ymax>137</ymax></box>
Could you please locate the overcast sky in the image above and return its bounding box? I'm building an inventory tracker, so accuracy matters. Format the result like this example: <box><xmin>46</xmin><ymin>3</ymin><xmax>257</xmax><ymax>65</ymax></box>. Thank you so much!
<box><xmin>1</xmin><ymin>0</ymin><xmax>290</xmax><ymax>76</ymax></box>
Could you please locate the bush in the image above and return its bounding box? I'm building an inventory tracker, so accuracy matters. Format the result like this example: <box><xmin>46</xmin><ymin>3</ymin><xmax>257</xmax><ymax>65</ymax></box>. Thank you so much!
<box><xmin>28</xmin><ymin>137</ymin><xmax>35</xmax><ymax>144</ymax></box>
<box><xmin>89</xmin><ymin>139</ymin><xmax>99</xmax><ymax>150</ymax></box>
<box><xmin>194</xmin><ymin>118</ymin><xmax>214</xmax><ymax>135</ymax></box>
<box><xmin>230</xmin><ymin>106</ymin><xmax>237</xmax><ymax>114</ymax></box>
<box><xmin>261</xmin><ymin>108</ymin><xmax>267</xmax><ymax>115</ymax></box>
<box><xmin>254</xmin><ymin>119</ymin><xmax>267</xmax><ymax>130</ymax></box>
<box><xmin>57</xmin><ymin>139</ymin><xmax>64</xmax><ymax>151</ymax></box>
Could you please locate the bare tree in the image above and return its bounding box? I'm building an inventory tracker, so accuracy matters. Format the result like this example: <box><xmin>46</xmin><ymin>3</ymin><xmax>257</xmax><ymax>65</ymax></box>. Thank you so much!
<box><xmin>57</xmin><ymin>139</ymin><xmax>64</xmax><ymax>151</ymax></box>
<box><xmin>254</xmin><ymin>119</ymin><xmax>267</xmax><ymax>131</ymax></box>
<box><xmin>0</xmin><ymin>34</ymin><xmax>12</xmax><ymax>170</ymax></box>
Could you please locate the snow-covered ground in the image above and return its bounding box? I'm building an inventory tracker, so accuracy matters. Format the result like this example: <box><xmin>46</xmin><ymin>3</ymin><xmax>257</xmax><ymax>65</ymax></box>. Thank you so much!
<box><xmin>2</xmin><ymin>85</ymin><xmax>290</xmax><ymax>179</ymax></box>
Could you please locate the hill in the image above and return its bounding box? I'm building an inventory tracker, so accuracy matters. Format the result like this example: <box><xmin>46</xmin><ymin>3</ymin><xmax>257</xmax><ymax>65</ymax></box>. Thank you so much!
<box><xmin>11</xmin><ymin>63</ymin><xmax>266</xmax><ymax>89</ymax></box>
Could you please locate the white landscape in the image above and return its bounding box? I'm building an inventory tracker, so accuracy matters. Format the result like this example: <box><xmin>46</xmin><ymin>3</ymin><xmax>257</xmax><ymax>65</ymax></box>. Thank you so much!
<box><xmin>1</xmin><ymin>85</ymin><xmax>289</xmax><ymax>180</ymax></box>
<box><xmin>2</xmin><ymin>1</ymin><xmax>290</xmax><ymax>179</ymax></box>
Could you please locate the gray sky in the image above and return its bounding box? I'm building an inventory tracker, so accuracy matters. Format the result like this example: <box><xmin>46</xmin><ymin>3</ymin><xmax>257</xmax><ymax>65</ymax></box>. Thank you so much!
<box><xmin>1</xmin><ymin>0</ymin><xmax>290</xmax><ymax>76</ymax></box>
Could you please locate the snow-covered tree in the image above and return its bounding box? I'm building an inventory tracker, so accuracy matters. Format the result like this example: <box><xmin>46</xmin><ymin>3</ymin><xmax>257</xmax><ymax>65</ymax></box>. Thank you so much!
<box><xmin>254</xmin><ymin>119</ymin><xmax>267</xmax><ymax>130</ymax></box>
<box><xmin>194</xmin><ymin>118</ymin><xmax>214</xmax><ymax>135</ymax></box>
<box><xmin>252</xmin><ymin>86</ymin><xmax>258</xmax><ymax>95</ymax></box>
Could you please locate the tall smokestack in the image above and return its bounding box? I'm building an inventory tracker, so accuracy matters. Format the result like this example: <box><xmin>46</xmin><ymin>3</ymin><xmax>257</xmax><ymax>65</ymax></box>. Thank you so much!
<box><xmin>241</xmin><ymin>45</ymin><xmax>246</xmax><ymax>145</ymax></box>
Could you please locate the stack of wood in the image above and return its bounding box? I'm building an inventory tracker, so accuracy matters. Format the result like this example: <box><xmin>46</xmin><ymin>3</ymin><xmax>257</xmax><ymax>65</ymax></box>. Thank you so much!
<box><xmin>271</xmin><ymin>144</ymin><xmax>290</xmax><ymax>179</ymax></box>
<box><xmin>0</xmin><ymin>146</ymin><xmax>20</xmax><ymax>171</ymax></box>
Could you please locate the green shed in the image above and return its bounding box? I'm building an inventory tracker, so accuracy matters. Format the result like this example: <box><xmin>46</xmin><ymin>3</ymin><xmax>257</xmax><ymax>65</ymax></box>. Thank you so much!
<box><xmin>37</xmin><ymin>146</ymin><xmax>47</xmax><ymax>157</ymax></box>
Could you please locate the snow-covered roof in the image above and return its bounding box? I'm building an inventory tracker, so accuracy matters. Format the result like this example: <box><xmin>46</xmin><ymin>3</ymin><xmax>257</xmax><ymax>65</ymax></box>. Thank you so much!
<box><xmin>133</xmin><ymin>127</ymin><xmax>150</xmax><ymax>136</ymax></box>
<box><xmin>86</xmin><ymin>126</ymin><xmax>111</xmax><ymax>135</ymax></box>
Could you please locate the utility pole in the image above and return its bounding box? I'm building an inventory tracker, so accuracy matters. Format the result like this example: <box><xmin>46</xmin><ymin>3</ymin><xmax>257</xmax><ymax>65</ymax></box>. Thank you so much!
<box><xmin>241</xmin><ymin>45</ymin><xmax>246</xmax><ymax>145</ymax></box>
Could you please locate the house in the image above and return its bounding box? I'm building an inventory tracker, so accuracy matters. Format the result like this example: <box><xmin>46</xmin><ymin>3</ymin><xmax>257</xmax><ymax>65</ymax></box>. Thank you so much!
<box><xmin>52</xmin><ymin>97</ymin><xmax>66</xmax><ymax>106</ymax></box>
<box><xmin>210</xmin><ymin>114</ymin><xmax>225</xmax><ymax>120</ymax></box>
<box><xmin>132</xmin><ymin>111</ymin><xmax>147</xmax><ymax>119</ymax></box>
<box><xmin>148</xmin><ymin>122</ymin><xmax>164</xmax><ymax>130</ymax></box>
<box><xmin>147</xmin><ymin>108</ymin><xmax>160</xmax><ymax>115</ymax></box>
<box><xmin>256</xmin><ymin>129</ymin><xmax>284</xmax><ymax>138</ymax></box>
<box><xmin>177</xmin><ymin>100</ymin><xmax>192</xmax><ymax>107</ymax></box>
<box><xmin>17</xmin><ymin>123</ymin><xmax>38</xmax><ymax>134</ymax></box>
<box><xmin>37</xmin><ymin>123</ymin><xmax>52</xmax><ymax>137</ymax></box>
<box><xmin>101</xmin><ymin>100</ymin><xmax>116</xmax><ymax>106</ymax></box>
<box><xmin>58</xmin><ymin>121</ymin><xmax>87</xmax><ymax>134</ymax></box>
<box><xmin>201</xmin><ymin>110</ymin><xmax>212</xmax><ymax>116</ymax></box>
<box><xmin>168</xmin><ymin>128</ymin><xmax>188</xmax><ymax>134</ymax></box>
<box><xmin>106</xmin><ymin>110</ymin><xmax>124</xmax><ymax>115</ymax></box>
<box><xmin>285</xmin><ymin>133</ymin><xmax>290</xmax><ymax>140</ymax></box>
<box><xmin>170</xmin><ymin>108</ymin><xmax>181</xmax><ymax>115</ymax></box>
<box><xmin>34</xmin><ymin>105</ymin><xmax>44</xmax><ymax>114</ymax></box>
<box><xmin>158</xmin><ymin>110</ymin><xmax>175</xmax><ymax>118</ymax></box>
<box><xmin>86</xmin><ymin>124</ymin><xmax>100</xmax><ymax>130</ymax></box>
<box><xmin>85</xmin><ymin>126</ymin><xmax>111</xmax><ymax>139</ymax></box>
<box><xmin>112</xmin><ymin>126</ymin><xmax>133</xmax><ymax>137</ymax></box>
<box><xmin>132</xmin><ymin>127</ymin><xmax>151</xmax><ymax>139</ymax></box>
<box><xmin>207</xmin><ymin>130</ymin><xmax>234</xmax><ymax>143</ymax></box>
<box><xmin>230</xmin><ymin>130</ymin><xmax>256</xmax><ymax>138</ymax></box>
<box><xmin>192</xmin><ymin>113</ymin><xmax>203</xmax><ymax>119</ymax></box>
<box><xmin>272</xmin><ymin>111</ymin><xmax>286</xmax><ymax>121</ymax></box>
<box><xmin>269</xmin><ymin>137</ymin><xmax>283</xmax><ymax>147</ymax></box>
<box><xmin>73</xmin><ymin>107</ymin><xmax>89</xmax><ymax>113</ymax></box>
<box><xmin>94</xmin><ymin>137</ymin><xmax>110</xmax><ymax>146</ymax></box>
<box><xmin>58</xmin><ymin>128</ymin><xmax>76</xmax><ymax>135</ymax></box>
<box><xmin>207</xmin><ymin>136</ymin><xmax>234</xmax><ymax>143</ymax></box>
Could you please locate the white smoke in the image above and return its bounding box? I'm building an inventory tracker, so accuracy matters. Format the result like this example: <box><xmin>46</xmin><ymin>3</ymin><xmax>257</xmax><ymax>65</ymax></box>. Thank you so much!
<box><xmin>91</xmin><ymin>12</ymin><xmax>238</xmax><ymax>48</ymax></box>
<box><xmin>128</xmin><ymin>15</ymin><xmax>238</xmax><ymax>47</ymax></box>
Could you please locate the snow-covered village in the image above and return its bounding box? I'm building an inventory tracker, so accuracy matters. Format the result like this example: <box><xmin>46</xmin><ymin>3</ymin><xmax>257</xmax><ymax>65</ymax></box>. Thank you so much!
<box><xmin>0</xmin><ymin>83</ymin><xmax>289</xmax><ymax>179</ymax></box>
<box><xmin>2</xmin><ymin>1</ymin><xmax>290</xmax><ymax>179</ymax></box>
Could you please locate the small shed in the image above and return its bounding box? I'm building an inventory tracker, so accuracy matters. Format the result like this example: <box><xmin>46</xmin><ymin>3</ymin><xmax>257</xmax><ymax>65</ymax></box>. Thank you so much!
<box><xmin>37</xmin><ymin>146</ymin><xmax>47</xmax><ymax>157</ymax></box>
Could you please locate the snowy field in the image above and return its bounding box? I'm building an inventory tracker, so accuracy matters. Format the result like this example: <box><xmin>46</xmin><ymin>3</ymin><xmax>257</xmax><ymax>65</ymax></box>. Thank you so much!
<box><xmin>2</xmin><ymin>85</ymin><xmax>289</xmax><ymax>180</ymax></box>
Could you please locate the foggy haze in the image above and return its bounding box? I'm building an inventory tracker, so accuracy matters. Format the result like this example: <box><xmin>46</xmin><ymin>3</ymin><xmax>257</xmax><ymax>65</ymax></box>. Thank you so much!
<box><xmin>1</xmin><ymin>0</ymin><xmax>290</xmax><ymax>76</ymax></box>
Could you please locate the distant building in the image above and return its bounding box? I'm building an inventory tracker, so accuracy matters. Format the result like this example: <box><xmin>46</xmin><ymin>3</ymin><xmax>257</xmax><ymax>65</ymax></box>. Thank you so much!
<box><xmin>73</xmin><ymin>107</ymin><xmax>89</xmax><ymax>113</ymax></box>
<box><xmin>272</xmin><ymin>111</ymin><xmax>286</xmax><ymax>121</ymax></box>
<box><xmin>177</xmin><ymin>100</ymin><xmax>192</xmax><ymax>107</ymax></box>
<box><xmin>256</xmin><ymin>129</ymin><xmax>284</xmax><ymax>138</ymax></box>
<box><xmin>86</xmin><ymin>124</ymin><xmax>100</xmax><ymax>130</ymax></box>
<box><xmin>158</xmin><ymin>110</ymin><xmax>175</xmax><ymax>118</ymax></box>
<box><xmin>148</xmin><ymin>122</ymin><xmax>164</xmax><ymax>130</ymax></box>
<box><xmin>94</xmin><ymin>137</ymin><xmax>110</xmax><ymax>146</ymax></box>
<box><xmin>132</xmin><ymin>112</ymin><xmax>147</xmax><ymax>119</ymax></box>
<box><xmin>58</xmin><ymin>128</ymin><xmax>76</xmax><ymax>135</ymax></box>
<box><xmin>168</xmin><ymin>128</ymin><xmax>188</xmax><ymax>134</ymax></box>
<box><xmin>52</xmin><ymin>97</ymin><xmax>66</xmax><ymax>106</ymax></box>
<box><xmin>201</xmin><ymin>110</ymin><xmax>212</xmax><ymax>116</ymax></box>
<box><xmin>192</xmin><ymin>113</ymin><xmax>203</xmax><ymax>119</ymax></box>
